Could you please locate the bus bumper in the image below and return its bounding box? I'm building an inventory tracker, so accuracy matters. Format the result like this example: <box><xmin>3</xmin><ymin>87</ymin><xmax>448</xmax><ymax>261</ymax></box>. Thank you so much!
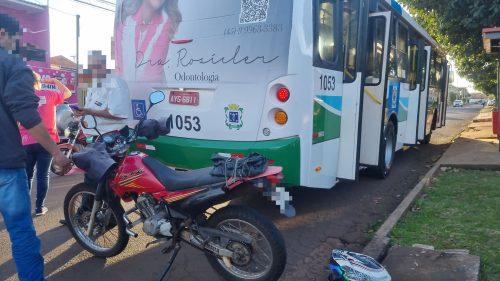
<box><xmin>135</xmin><ymin>136</ymin><xmax>301</xmax><ymax>186</ymax></box>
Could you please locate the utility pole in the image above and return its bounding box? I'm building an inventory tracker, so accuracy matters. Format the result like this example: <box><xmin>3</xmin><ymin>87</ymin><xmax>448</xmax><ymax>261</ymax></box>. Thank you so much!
<box><xmin>497</xmin><ymin>58</ymin><xmax>499</xmax><ymax>149</ymax></box>
<box><xmin>76</xmin><ymin>14</ymin><xmax>80</xmax><ymax>105</ymax></box>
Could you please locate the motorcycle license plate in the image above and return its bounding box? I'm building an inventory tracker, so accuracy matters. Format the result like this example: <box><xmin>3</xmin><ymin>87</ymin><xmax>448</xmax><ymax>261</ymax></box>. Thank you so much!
<box><xmin>169</xmin><ymin>91</ymin><xmax>199</xmax><ymax>106</ymax></box>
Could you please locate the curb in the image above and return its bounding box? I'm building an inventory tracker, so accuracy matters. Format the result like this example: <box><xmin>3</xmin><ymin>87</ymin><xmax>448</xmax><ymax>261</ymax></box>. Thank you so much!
<box><xmin>362</xmin><ymin>112</ymin><xmax>480</xmax><ymax>261</ymax></box>
<box><xmin>362</xmin><ymin>159</ymin><xmax>442</xmax><ymax>261</ymax></box>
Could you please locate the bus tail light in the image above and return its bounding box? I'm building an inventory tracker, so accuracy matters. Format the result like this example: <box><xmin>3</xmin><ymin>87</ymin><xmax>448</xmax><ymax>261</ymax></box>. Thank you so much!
<box><xmin>275</xmin><ymin>111</ymin><xmax>288</xmax><ymax>125</ymax></box>
<box><xmin>277</xmin><ymin>87</ymin><xmax>290</xmax><ymax>102</ymax></box>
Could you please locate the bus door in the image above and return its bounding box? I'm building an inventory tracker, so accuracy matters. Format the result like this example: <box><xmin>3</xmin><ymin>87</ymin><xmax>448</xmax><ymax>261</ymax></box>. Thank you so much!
<box><xmin>337</xmin><ymin>0</ymin><xmax>364</xmax><ymax>181</ymax></box>
<box><xmin>360</xmin><ymin>11</ymin><xmax>391</xmax><ymax>167</ymax></box>
<box><xmin>417</xmin><ymin>45</ymin><xmax>431</xmax><ymax>141</ymax></box>
<box><xmin>403</xmin><ymin>40</ymin><xmax>424</xmax><ymax>144</ymax></box>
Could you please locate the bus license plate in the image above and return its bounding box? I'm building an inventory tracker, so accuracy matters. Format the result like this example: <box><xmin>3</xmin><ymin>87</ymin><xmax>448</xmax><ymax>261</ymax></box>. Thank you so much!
<box><xmin>169</xmin><ymin>91</ymin><xmax>199</xmax><ymax>106</ymax></box>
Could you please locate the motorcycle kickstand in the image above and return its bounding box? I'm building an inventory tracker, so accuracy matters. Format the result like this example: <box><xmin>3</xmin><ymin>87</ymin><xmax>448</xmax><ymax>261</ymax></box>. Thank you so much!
<box><xmin>156</xmin><ymin>243</ymin><xmax>181</xmax><ymax>281</ymax></box>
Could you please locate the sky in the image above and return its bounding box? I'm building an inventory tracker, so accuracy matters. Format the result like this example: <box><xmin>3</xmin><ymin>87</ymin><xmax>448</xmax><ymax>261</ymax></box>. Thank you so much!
<box><xmin>48</xmin><ymin>0</ymin><xmax>115</xmax><ymax>68</ymax></box>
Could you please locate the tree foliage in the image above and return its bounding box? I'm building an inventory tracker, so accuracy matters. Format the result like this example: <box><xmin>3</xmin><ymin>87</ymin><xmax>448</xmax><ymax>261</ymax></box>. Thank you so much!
<box><xmin>399</xmin><ymin>0</ymin><xmax>500</xmax><ymax>95</ymax></box>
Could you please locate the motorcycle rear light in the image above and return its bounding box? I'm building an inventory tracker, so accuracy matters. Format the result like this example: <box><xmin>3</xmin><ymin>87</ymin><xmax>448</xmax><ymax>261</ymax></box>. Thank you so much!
<box><xmin>267</xmin><ymin>159</ymin><xmax>275</xmax><ymax>164</ymax></box>
<box><xmin>275</xmin><ymin>111</ymin><xmax>288</xmax><ymax>125</ymax></box>
<box><xmin>266</xmin><ymin>174</ymin><xmax>282</xmax><ymax>184</ymax></box>
<box><xmin>277</xmin><ymin>87</ymin><xmax>290</xmax><ymax>102</ymax></box>
<box><xmin>231</xmin><ymin>153</ymin><xmax>244</xmax><ymax>158</ymax></box>
<box><xmin>136</xmin><ymin>143</ymin><xmax>146</xmax><ymax>149</ymax></box>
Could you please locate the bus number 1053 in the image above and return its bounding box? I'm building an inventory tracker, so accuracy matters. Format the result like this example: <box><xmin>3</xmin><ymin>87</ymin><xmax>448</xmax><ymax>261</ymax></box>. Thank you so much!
<box><xmin>168</xmin><ymin>114</ymin><xmax>201</xmax><ymax>132</ymax></box>
<box><xmin>319</xmin><ymin>74</ymin><xmax>336</xmax><ymax>91</ymax></box>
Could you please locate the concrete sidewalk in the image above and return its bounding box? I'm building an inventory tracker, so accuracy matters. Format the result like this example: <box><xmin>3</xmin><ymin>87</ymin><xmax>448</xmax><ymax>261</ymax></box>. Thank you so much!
<box><xmin>440</xmin><ymin>110</ymin><xmax>500</xmax><ymax>169</ymax></box>
<box><xmin>364</xmin><ymin>107</ymin><xmax>499</xmax><ymax>281</ymax></box>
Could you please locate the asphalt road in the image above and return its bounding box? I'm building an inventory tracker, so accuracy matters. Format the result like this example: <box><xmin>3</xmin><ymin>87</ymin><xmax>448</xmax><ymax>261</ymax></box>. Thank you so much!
<box><xmin>0</xmin><ymin>105</ymin><xmax>482</xmax><ymax>281</ymax></box>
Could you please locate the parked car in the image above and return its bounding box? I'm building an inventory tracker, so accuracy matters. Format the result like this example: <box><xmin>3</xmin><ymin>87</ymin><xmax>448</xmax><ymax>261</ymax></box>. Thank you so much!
<box><xmin>453</xmin><ymin>100</ymin><xmax>464</xmax><ymax>107</ymax></box>
<box><xmin>487</xmin><ymin>99</ymin><xmax>496</xmax><ymax>106</ymax></box>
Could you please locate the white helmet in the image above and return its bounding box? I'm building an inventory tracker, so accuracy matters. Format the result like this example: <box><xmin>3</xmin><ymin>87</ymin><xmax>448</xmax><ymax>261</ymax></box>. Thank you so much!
<box><xmin>328</xmin><ymin>250</ymin><xmax>391</xmax><ymax>281</ymax></box>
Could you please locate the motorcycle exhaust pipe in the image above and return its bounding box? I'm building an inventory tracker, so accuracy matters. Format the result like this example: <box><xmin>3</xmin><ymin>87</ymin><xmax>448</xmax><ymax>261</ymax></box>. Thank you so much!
<box><xmin>126</xmin><ymin>228</ymin><xmax>139</xmax><ymax>238</ymax></box>
<box><xmin>123</xmin><ymin>213</ymin><xmax>139</xmax><ymax>238</ymax></box>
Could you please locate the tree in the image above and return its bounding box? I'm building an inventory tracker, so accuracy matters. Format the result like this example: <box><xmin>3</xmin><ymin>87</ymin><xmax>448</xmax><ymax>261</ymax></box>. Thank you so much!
<box><xmin>399</xmin><ymin>0</ymin><xmax>500</xmax><ymax>95</ymax></box>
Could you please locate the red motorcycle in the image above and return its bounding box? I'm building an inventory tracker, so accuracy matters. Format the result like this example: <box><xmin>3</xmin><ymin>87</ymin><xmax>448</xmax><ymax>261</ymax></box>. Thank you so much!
<box><xmin>63</xmin><ymin>91</ymin><xmax>294</xmax><ymax>281</ymax></box>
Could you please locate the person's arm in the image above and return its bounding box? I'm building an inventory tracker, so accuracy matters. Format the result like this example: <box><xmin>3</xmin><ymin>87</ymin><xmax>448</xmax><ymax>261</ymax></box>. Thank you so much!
<box><xmin>3</xmin><ymin>57</ymin><xmax>41</xmax><ymax>129</ymax></box>
<box><xmin>82</xmin><ymin>107</ymin><xmax>125</xmax><ymax>120</ymax></box>
<box><xmin>49</xmin><ymin>78</ymin><xmax>72</xmax><ymax>100</ymax></box>
<box><xmin>3</xmin><ymin>58</ymin><xmax>71</xmax><ymax>173</ymax></box>
<box><xmin>28</xmin><ymin>123</ymin><xmax>70</xmax><ymax>166</ymax></box>
<box><xmin>76</xmin><ymin>80</ymin><xmax>130</xmax><ymax>120</ymax></box>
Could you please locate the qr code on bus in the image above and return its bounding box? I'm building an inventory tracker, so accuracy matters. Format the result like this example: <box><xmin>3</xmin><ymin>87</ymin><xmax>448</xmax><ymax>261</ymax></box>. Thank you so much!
<box><xmin>239</xmin><ymin>0</ymin><xmax>270</xmax><ymax>24</ymax></box>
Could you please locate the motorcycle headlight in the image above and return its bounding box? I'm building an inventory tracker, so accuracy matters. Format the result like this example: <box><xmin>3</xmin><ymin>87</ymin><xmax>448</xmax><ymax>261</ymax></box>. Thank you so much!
<box><xmin>64</xmin><ymin>128</ymin><xmax>71</xmax><ymax>137</ymax></box>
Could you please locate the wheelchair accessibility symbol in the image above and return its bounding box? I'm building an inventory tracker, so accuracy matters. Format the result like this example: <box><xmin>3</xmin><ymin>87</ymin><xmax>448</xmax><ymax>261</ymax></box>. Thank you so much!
<box><xmin>131</xmin><ymin>100</ymin><xmax>147</xmax><ymax>120</ymax></box>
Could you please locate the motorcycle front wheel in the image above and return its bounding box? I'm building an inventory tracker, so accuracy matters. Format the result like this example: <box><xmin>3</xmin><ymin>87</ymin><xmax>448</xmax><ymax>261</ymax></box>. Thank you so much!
<box><xmin>63</xmin><ymin>183</ymin><xmax>129</xmax><ymax>257</ymax></box>
<box><xmin>204</xmin><ymin>206</ymin><xmax>286</xmax><ymax>281</ymax></box>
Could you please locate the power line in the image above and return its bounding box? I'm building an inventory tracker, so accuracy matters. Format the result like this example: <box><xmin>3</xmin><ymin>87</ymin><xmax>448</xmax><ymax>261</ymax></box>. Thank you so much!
<box><xmin>94</xmin><ymin>0</ymin><xmax>115</xmax><ymax>6</ymax></box>
<box><xmin>49</xmin><ymin>5</ymin><xmax>76</xmax><ymax>16</ymax></box>
<box><xmin>68</xmin><ymin>0</ymin><xmax>115</xmax><ymax>12</ymax></box>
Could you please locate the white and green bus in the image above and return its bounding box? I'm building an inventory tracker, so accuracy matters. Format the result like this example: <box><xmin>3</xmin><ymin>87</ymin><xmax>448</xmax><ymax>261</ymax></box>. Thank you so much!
<box><xmin>119</xmin><ymin>0</ymin><xmax>449</xmax><ymax>188</ymax></box>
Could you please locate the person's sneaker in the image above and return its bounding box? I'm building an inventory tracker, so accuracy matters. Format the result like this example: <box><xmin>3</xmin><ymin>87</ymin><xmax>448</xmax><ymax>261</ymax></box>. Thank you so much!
<box><xmin>35</xmin><ymin>207</ymin><xmax>48</xmax><ymax>216</ymax></box>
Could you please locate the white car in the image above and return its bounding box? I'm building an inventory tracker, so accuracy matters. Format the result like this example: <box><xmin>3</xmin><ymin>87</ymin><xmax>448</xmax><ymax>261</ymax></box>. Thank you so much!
<box><xmin>453</xmin><ymin>100</ymin><xmax>464</xmax><ymax>107</ymax></box>
<box><xmin>487</xmin><ymin>99</ymin><xmax>496</xmax><ymax>106</ymax></box>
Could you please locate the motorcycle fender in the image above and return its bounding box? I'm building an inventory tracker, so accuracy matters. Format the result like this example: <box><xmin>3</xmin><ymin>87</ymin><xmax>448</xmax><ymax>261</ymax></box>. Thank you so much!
<box><xmin>226</xmin><ymin>166</ymin><xmax>283</xmax><ymax>191</ymax></box>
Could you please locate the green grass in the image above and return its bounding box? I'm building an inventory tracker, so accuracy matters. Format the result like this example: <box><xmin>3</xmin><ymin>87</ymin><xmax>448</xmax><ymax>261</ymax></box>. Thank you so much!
<box><xmin>390</xmin><ymin>169</ymin><xmax>500</xmax><ymax>281</ymax></box>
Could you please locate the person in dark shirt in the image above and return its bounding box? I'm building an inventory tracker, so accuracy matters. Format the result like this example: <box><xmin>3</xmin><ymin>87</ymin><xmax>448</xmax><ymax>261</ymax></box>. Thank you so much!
<box><xmin>0</xmin><ymin>13</ymin><xmax>72</xmax><ymax>281</ymax></box>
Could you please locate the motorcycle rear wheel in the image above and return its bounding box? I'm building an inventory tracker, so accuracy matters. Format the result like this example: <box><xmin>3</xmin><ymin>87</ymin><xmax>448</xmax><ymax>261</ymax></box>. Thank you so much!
<box><xmin>63</xmin><ymin>183</ymin><xmax>129</xmax><ymax>257</ymax></box>
<box><xmin>204</xmin><ymin>205</ymin><xmax>286</xmax><ymax>281</ymax></box>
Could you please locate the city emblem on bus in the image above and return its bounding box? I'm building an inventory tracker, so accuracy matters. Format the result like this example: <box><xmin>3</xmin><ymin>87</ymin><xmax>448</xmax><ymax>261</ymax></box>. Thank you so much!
<box><xmin>225</xmin><ymin>104</ymin><xmax>244</xmax><ymax>130</ymax></box>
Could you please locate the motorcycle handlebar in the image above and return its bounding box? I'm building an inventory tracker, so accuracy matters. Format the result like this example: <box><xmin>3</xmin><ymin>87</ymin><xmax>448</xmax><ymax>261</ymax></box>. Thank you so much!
<box><xmin>135</xmin><ymin>117</ymin><xmax>172</xmax><ymax>141</ymax></box>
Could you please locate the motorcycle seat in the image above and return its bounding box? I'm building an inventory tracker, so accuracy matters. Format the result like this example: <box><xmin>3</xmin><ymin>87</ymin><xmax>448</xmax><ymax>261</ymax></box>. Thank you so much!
<box><xmin>142</xmin><ymin>157</ymin><xmax>225</xmax><ymax>191</ymax></box>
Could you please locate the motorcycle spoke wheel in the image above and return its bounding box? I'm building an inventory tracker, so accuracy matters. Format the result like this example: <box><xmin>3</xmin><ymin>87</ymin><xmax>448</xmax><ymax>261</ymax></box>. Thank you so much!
<box><xmin>68</xmin><ymin>192</ymin><xmax>119</xmax><ymax>251</ymax></box>
<box><xmin>217</xmin><ymin>219</ymin><xmax>273</xmax><ymax>278</ymax></box>
<box><xmin>204</xmin><ymin>205</ymin><xmax>286</xmax><ymax>281</ymax></box>
<box><xmin>64</xmin><ymin>183</ymin><xmax>129</xmax><ymax>257</ymax></box>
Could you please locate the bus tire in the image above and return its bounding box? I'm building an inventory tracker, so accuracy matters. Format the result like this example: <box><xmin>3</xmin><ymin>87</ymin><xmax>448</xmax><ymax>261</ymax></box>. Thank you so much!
<box><xmin>419</xmin><ymin>133</ymin><xmax>432</xmax><ymax>144</ymax></box>
<box><xmin>377</xmin><ymin>122</ymin><xmax>396</xmax><ymax>179</ymax></box>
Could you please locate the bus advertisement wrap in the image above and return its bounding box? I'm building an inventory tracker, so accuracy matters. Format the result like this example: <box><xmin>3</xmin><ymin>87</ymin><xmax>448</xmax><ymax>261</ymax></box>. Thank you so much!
<box><xmin>112</xmin><ymin>0</ymin><xmax>448</xmax><ymax>188</ymax></box>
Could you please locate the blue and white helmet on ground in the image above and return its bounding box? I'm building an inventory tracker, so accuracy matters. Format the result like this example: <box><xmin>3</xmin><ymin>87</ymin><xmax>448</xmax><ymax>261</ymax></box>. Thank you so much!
<box><xmin>328</xmin><ymin>250</ymin><xmax>391</xmax><ymax>281</ymax></box>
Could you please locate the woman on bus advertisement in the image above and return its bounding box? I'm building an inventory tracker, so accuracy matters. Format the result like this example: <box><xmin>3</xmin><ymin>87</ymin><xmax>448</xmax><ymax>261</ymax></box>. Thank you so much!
<box><xmin>114</xmin><ymin>0</ymin><xmax>182</xmax><ymax>83</ymax></box>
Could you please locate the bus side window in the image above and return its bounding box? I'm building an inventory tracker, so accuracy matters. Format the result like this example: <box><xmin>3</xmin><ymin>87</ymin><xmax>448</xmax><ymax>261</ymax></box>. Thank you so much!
<box><xmin>420</xmin><ymin>50</ymin><xmax>428</xmax><ymax>92</ymax></box>
<box><xmin>365</xmin><ymin>16</ymin><xmax>386</xmax><ymax>86</ymax></box>
<box><xmin>388</xmin><ymin>18</ymin><xmax>397</xmax><ymax>78</ymax></box>
<box><xmin>430</xmin><ymin>51</ymin><xmax>437</xmax><ymax>87</ymax></box>
<box><xmin>314</xmin><ymin>0</ymin><xmax>343</xmax><ymax>70</ymax></box>
<box><xmin>396</xmin><ymin>23</ymin><xmax>409</xmax><ymax>81</ymax></box>
<box><xmin>343</xmin><ymin>0</ymin><xmax>360</xmax><ymax>83</ymax></box>
<box><xmin>317</xmin><ymin>1</ymin><xmax>337</xmax><ymax>64</ymax></box>
<box><xmin>409</xmin><ymin>43</ymin><xmax>419</xmax><ymax>90</ymax></box>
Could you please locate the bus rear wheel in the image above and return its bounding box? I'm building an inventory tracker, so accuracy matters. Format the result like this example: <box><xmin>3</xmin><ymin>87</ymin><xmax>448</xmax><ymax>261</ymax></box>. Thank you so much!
<box><xmin>376</xmin><ymin>122</ymin><xmax>396</xmax><ymax>179</ymax></box>
<box><xmin>419</xmin><ymin>133</ymin><xmax>432</xmax><ymax>144</ymax></box>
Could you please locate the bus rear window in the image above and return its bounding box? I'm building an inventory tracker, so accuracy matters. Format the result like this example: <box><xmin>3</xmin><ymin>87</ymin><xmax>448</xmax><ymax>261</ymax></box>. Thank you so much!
<box><xmin>314</xmin><ymin>0</ymin><xmax>341</xmax><ymax>70</ymax></box>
